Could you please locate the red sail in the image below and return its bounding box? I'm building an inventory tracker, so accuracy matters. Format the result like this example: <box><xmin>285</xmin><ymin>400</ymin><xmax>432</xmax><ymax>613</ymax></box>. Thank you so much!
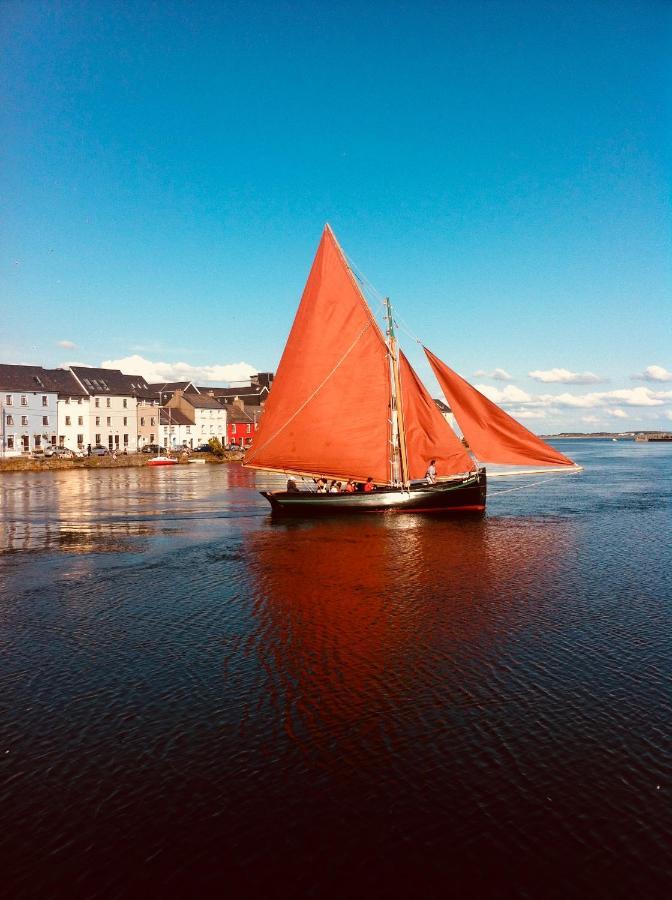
<box><xmin>424</xmin><ymin>347</ymin><xmax>576</xmax><ymax>467</ymax></box>
<box><xmin>244</xmin><ymin>226</ymin><xmax>392</xmax><ymax>483</ymax></box>
<box><xmin>399</xmin><ymin>351</ymin><xmax>475</xmax><ymax>478</ymax></box>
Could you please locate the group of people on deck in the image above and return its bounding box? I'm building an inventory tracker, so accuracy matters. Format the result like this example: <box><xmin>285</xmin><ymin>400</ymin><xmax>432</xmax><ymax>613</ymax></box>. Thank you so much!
<box><xmin>285</xmin><ymin>460</ymin><xmax>437</xmax><ymax>494</ymax></box>
<box><xmin>286</xmin><ymin>476</ymin><xmax>376</xmax><ymax>494</ymax></box>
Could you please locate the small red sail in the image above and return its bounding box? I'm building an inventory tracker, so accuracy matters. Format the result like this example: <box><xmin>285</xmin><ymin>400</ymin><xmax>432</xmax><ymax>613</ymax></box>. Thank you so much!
<box><xmin>399</xmin><ymin>351</ymin><xmax>475</xmax><ymax>478</ymax></box>
<box><xmin>424</xmin><ymin>347</ymin><xmax>576</xmax><ymax>467</ymax></box>
<box><xmin>245</xmin><ymin>226</ymin><xmax>392</xmax><ymax>483</ymax></box>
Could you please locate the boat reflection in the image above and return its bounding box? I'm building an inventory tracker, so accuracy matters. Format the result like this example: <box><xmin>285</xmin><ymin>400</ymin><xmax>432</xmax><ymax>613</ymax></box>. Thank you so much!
<box><xmin>240</xmin><ymin>513</ymin><xmax>579</xmax><ymax>767</ymax></box>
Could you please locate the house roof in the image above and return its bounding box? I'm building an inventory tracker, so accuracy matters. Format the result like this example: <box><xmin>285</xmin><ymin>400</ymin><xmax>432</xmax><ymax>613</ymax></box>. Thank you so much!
<box><xmin>69</xmin><ymin>366</ymin><xmax>154</xmax><ymax>398</ymax></box>
<box><xmin>180</xmin><ymin>393</ymin><xmax>225</xmax><ymax>410</ymax></box>
<box><xmin>200</xmin><ymin>385</ymin><xmax>269</xmax><ymax>402</ymax></box>
<box><xmin>159</xmin><ymin>408</ymin><xmax>193</xmax><ymax>426</ymax></box>
<box><xmin>0</xmin><ymin>364</ymin><xmax>57</xmax><ymax>393</ymax></box>
<box><xmin>0</xmin><ymin>364</ymin><xmax>88</xmax><ymax>397</ymax></box>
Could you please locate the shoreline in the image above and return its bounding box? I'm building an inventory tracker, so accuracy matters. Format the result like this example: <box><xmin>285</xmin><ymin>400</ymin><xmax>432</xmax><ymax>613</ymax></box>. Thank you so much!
<box><xmin>0</xmin><ymin>451</ymin><xmax>243</xmax><ymax>474</ymax></box>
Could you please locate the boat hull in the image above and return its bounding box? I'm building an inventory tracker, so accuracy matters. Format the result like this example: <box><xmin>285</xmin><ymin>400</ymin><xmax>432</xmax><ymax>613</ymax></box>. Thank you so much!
<box><xmin>147</xmin><ymin>457</ymin><xmax>178</xmax><ymax>467</ymax></box>
<box><xmin>261</xmin><ymin>471</ymin><xmax>486</xmax><ymax>516</ymax></box>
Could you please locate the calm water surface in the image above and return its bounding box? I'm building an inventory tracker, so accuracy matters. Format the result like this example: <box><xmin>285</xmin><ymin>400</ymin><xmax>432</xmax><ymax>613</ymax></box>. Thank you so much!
<box><xmin>1</xmin><ymin>441</ymin><xmax>670</xmax><ymax>898</ymax></box>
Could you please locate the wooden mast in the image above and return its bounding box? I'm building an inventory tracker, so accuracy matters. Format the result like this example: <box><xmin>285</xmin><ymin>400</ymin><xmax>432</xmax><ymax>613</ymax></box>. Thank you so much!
<box><xmin>385</xmin><ymin>296</ymin><xmax>409</xmax><ymax>486</ymax></box>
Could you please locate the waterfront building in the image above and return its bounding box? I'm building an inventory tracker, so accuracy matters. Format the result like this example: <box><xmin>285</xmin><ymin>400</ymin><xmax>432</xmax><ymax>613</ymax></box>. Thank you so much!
<box><xmin>147</xmin><ymin>381</ymin><xmax>200</xmax><ymax>405</ymax></box>
<box><xmin>136</xmin><ymin>397</ymin><xmax>162</xmax><ymax>449</ymax></box>
<box><xmin>159</xmin><ymin>407</ymin><xmax>195</xmax><ymax>450</ymax></box>
<box><xmin>69</xmin><ymin>366</ymin><xmax>153</xmax><ymax>453</ymax></box>
<box><xmin>46</xmin><ymin>368</ymin><xmax>91</xmax><ymax>452</ymax></box>
<box><xmin>0</xmin><ymin>365</ymin><xmax>59</xmax><ymax>456</ymax></box>
<box><xmin>198</xmin><ymin>371</ymin><xmax>273</xmax><ymax>407</ymax></box>
<box><xmin>224</xmin><ymin>399</ymin><xmax>261</xmax><ymax>448</ymax></box>
<box><xmin>167</xmin><ymin>390</ymin><xmax>227</xmax><ymax>444</ymax></box>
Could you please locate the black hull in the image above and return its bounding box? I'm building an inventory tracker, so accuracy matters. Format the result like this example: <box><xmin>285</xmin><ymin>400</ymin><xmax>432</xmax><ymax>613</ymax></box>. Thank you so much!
<box><xmin>261</xmin><ymin>471</ymin><xmax>487</xmax><ymax>516</ymax></box>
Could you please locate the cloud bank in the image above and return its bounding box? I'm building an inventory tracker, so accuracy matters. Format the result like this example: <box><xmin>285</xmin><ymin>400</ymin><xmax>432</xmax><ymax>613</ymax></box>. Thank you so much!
<box><xmin>99</xmin><ymin>355</ymin><xmax>258</xmax><ymax>385</ymax></box>
<box><xmin>528</xmin><ymin>368</ymin><xmax>604</xmax><ymax>384</ymax></box>
<box><xmin>473</xmin><ymin>368</ymin><xmax>512</xmax><ymax>381</ymax></box>
<box><xmin>631</xmin><ymin>365</ymin><xmax>672</xmax><ymax>383</ymax></box>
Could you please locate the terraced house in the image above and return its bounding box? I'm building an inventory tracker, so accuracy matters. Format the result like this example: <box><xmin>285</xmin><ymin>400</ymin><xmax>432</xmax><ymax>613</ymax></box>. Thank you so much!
<box><xmin>0</xmin><ymin>365</ymin><xmax>58</xmax><ymax>456</ymax></box>
<box><xmin>69</xmin><ymin>366</ymin><xmax>154</xmax><ymax>453</ymax></box>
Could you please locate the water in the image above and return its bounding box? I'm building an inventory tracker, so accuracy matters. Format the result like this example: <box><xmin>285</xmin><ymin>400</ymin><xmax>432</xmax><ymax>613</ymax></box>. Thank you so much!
<box><xmin>1</xmin><ymin>441</ymin><xmax>670</xmax><ymax>898</ymax></box>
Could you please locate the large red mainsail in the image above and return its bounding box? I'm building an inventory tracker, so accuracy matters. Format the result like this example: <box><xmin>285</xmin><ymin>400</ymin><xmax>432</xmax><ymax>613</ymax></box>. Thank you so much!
<box><xmin>424</xmin><ymin>347</ymin><xmax>576</xmax><ymax>467</ymax></box>
<box><xmin>244</xmin><ymin>226</ymin><xmax>392</xmax><ymax>483</ymax></box>
<box><xmin>399</xmin><ymin>351</ymin><xmax>475</xmax><ymax>478</ymax></box>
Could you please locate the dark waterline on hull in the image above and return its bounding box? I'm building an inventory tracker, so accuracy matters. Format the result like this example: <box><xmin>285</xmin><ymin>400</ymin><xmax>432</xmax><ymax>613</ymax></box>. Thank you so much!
<box><xmin>1</xmin><ymin>441</ymin><xmax>671</xmax><ymax>898</ymax></box>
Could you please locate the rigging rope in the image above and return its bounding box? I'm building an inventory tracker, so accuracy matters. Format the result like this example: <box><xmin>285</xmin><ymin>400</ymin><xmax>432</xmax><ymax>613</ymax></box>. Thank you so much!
<box><xmin>488</xmin><ymin>476</ymin><xmax>560</xmax><ymax>496</ymax></box>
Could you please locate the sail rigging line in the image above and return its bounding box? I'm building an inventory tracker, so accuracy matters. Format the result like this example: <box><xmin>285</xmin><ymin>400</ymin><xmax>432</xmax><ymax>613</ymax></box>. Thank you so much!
<box><xmin>488</xmin><ymin>476</ymin><xmax>564</xmax><ymax>496</ymax></box>
<box><xmin>244</xmin><ymin>317</ymin><xmax>378</xmax><ymax>468</ymax></box>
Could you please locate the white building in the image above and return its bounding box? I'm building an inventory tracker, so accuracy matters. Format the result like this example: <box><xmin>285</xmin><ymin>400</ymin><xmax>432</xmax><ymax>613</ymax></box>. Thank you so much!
<box><xmin>69</xmin><ymin>366</ymin><xmax>153</xmax><ymax>453</ymax></box>
<box><xmin>168</xmin><ymin>390</ymin><xmax>227</xmax><ymax>446</ymax></box>
<box><xmin>159</xmin><ymin>408</ymin><xmax>196</xmax><ymax>450</ymax></box>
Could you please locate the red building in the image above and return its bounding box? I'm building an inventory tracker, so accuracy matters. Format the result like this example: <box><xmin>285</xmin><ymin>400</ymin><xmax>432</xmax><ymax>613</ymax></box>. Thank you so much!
<box><xmin>225</xmin><ymin>401</ymin><xmax>261</xmax><ymax>448</ymax></box>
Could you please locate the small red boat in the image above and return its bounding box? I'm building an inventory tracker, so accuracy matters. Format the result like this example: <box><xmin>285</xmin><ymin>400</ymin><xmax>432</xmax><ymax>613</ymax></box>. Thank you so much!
<box><xmin>146</xmin><ymin>455</ymin><xmax>178</xmax><ymax>467</ymax></box>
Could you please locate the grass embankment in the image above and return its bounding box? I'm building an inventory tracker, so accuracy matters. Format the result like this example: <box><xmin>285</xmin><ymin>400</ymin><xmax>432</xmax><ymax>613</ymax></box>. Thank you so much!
<box><xmin>0</xmin><ymin>451</ymin><xmax>243</xmax><ymax>474</ymax></box>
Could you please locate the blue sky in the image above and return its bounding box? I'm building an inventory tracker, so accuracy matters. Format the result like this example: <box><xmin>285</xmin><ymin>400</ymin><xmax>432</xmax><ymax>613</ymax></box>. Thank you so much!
<box><xmin>2</xmin><ymin>0</ymin><xmax>670</xmax><ymax>431</ymax></box>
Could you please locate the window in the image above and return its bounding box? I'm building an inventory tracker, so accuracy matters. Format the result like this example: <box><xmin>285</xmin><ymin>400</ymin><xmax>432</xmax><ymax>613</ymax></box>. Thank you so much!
<box><xmin>186</xmin><ymin>426</ymin><xmax>191</xmax><ymax>433</ymax></box>
<box><xmin>42</xmin><ymin>396</ymin><xmax>48</xmax><ymax>406</ymax></box>
<box><xmin>140</xmin><ymin>417</ymin><xmax>145</xmax><ymax>426</ymax></box>
<box><xmin>247</xmin><ymin>424</ymin><xmax>251</xmax><ymax>433</ymax></box>
<box><xmin>43</xmin><ymin>416</ymin><xmax>49</xmax><ymax>426</ymax></box>
<box><xmin>150</xmin><ymin>433</ymin><xmax>155</xmax><ymax>442</ymax></box>
<box><xmin>77</xmin><ymin>435</ymin><xmax>84</xmax><ymax>446</ymax></box>
<box><xmin>34</xmin><ymin>435</ymin><xmax>41</xmax><ymax>448</ymax></box>
<box><xmin>150</xmin><ymin>417</ymin><xmax>155</xmax><ymax>426</ymax></box>
<box><xmin>106</xmin><ymin>398</ymin><xmax>110</xmax><ymax>408</ymax></box>
<box><xmin>21</xmin><ymin>435</ymin><xmax>29</xmax><ymax>450</ymax></box>
<box><xmin>65</xmin><ymin>416</ymin><xmax>71</xmax><ymax>426</ymax></box>
<box><xmin>21</xmin><ymin>416</ymin><xmax>28</xmax><ymax>426</ymax></box>
<box><xmin>95</xmin><ymin>398</ymin><xmax>100</xmax><ymax>408</ymax></box>
<box><xmin>59</xmin><ymin>436</ymin><xmax>65</xmax><ymax>448</ymax></box>
<box><xmin>123</xmin><ymin>399</ymin><xmax>128</xmax><ymax>408</ymax></box>
<box><xmin>123</xmin><ymin>434</ymin><xmax>128</xmax><ymax>446</ymax></box>
<box><xmin>6</xmin><ymin>415</ymin><xmax>13</xmax><ymax>426</ymax></box>
<box><xmin>78</xmin><ymin>417</ymin><xmax>83</xmax><ymax>426</ymax></box>
<box><xmin>21</xmin><ymin>395</ymin><xmax>27</xmax><ymax>406</ymax></box>
<box><xmin>95</xmin><ymin>434</ymin><xmax>101</xmax><ymax>444</ymax></box>
<box><xmin>95</xmin><ymin>417</ymin><xmax>100</xmax><ymax>426</ymax></box>
<box><xmin>106</xmin><ymin>417</ymin><xmax>111</xmax><ymax>427</ymax></box>
<box><xmin>5</xmin><ymin>395</ymin><xmax>11</xmax><ymax>405</ymax></box>
<box><xmin>123</xmin><ymin>417</ymin><xmax>127</xmax><ymax>426</ymax></box>
<box><xmin>7</xmin><ymin>436</ymin><xmax>14</xmax><ymax>450</ymax></box>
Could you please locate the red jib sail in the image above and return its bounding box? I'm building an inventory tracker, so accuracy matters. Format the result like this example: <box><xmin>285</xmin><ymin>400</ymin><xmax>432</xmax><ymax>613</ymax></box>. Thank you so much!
<box><xmin>424</xmin><ymin>347</ymin><xmax>576</xmax><ymax>467</ymax></box>
<box><xmin>244</xmin><ymin>226</ymin><xmax>393</xmax><ymax>483</ymax></box>
<box><xmin>399</xmin><ymin>351</ymin><xmax>475</xmax><ymax>478</ymax></box>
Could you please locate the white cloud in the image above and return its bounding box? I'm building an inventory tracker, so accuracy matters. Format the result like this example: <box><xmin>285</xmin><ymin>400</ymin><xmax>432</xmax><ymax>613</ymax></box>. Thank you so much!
<box><xmin>57</xmin><ymin>339</ymin><xmax>77</xmax><ymax>350</ymax></box>
<box><xmin>475</xmin><ymin>383</ymin><xmax>532</xmax><ymax>404</ymax></box>
<box><xmin>632</xmin><ymin>365</ymin><xmax>672</xmax><ymax>383</ymax></box>
<box><xmin>99</xmin><ymin>354</ymin><xmax>258</xmax><ymax>385</ymax></box>
<box><xmin>474</xmin><ymin>367</ymin><xmax>513</xmax><ymax>381</ymax></box>
<box><xmin>528</xmin><ymin>368</ymin><xmax>604</xmax><ymax>384</ymax></box>
<box><xmin>607</xmin><ymin>409</ymin><xmax>628</xmax><ymax>419</ymax></box>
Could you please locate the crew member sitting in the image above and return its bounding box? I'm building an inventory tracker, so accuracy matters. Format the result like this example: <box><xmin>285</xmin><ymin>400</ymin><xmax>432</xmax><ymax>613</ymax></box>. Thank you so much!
<box><xmin>364</xmin><ymin>477</ymin><xmax>375</xmax><ymax>492</ymax></box>
<box><xmin>425</xmin><ymin>459</ymin><xmax>437</xmax><ymax>484</ymax></box>
<box><xmin>287</xmin><ymin>478</ymin><xmax>300</xmax><ymax>492</ymax></box>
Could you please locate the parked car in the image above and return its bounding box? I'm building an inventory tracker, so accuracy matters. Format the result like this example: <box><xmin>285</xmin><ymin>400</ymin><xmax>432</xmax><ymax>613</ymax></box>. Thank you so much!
<box><xmin>50</xmin><ymin>447</ymin><xmax>76</xmax><ymax>459</ymax></box>
<box><xmin>141</xmin><ymin>444</ymin><xmax>162</xmax><ymax>454</ymax></box>
<box><xmin>31</xmin><ymin>448</ymin><xmax>47</xmax><ymax>459</ymax></box>
<box><xmin>90</xmin><ymin>445</ymin><xmax>109</xmax><ymax>456</ymax></box>
<box><xmin>226</xmin><ymin>444</ymin><xmax>243</xmax><ymax>452</ymax></box>
<box><xmin>193</xmin><ymin>444</ymin><xmax>212</xmax><ymax>453</ymax></box>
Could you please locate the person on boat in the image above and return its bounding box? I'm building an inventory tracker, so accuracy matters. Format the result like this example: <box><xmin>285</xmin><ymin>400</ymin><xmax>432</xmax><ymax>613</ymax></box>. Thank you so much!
<box><xmin>316</xmin><ymin>479</ymin><xmax>327</xmax><ymax>493</ymax></box>
<box><xmin>425</xmin><ymin>459</ymin><xmax>437</xmax><ymax>484</ymax></box>
<box><xmin>344</xmin><ymin>480</ymin><xmax>356</xmax><ymax>493</ymax></box>
<box><xmin>286</xmin><ymin>478</ymin><xmax>300</xmax><ymax>492</ymax></box>
<box><xmin>331</xmin><ymin>481</ymin><xmax>342</xmax><ymax>493</ymax></box>
<box><xmin>364</xmin><ymin>477</ymin><xmax>375</xmax><ymax>492</ymax></box>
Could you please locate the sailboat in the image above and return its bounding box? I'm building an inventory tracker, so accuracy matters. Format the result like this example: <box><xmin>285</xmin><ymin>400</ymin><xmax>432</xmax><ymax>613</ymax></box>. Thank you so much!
<box><xmin>243</xmin><ymin>226</ymin><xmax>579</xmax><ymax>514</ymax></box>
